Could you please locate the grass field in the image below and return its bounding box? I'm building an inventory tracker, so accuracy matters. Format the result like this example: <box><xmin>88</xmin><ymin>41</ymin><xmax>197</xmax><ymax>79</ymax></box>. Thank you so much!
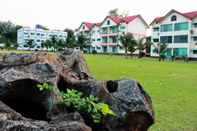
<box><xmin>85</xmin><ymin>54</ymin><xmax>197</xmax><ymax>131</ymax></box>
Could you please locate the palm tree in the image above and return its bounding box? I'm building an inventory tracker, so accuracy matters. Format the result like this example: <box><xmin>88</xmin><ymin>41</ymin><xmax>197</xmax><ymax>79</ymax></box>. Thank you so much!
<box><xmin>136</xmin><ymin>37</ymin><xmax>146</xmax><ymax>58</ymax></box>
<box><xmin>119</xmin><ymin>33</ymin><xmax>137</xmax><ymax>58</ymax></box>
<box><xmin>136</xmin><ymin>37</ymin><xmax>153</xmax><ymax>58</ymax></box>
<box><xmin>144</xmin><ymin>37</ymin><xmax>153</xmax><ymax>56</ymax></box>
<box><xmin>153</xmin><ymin>43</ymin><xmax>168</xmax><ymax>61</ymax></box>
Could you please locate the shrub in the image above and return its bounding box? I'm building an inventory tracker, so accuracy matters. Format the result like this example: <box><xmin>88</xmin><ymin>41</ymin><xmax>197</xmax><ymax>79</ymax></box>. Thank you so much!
<box><xmin>36</xmin><ymin>83</ymin><xmax>54</xmax><ymax>92</ymax></box>
<box><xmin>61</xmin><ymin>89</ymin><xmax>116</xmax><ymax>123</ymax></box>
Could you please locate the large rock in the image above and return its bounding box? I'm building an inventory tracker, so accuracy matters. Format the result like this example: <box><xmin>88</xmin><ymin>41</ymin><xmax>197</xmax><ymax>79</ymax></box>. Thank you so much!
<box><xmin>0</xmin><ymin>49</ymin><xmax>154</xmax><ymax>131</ymax></box>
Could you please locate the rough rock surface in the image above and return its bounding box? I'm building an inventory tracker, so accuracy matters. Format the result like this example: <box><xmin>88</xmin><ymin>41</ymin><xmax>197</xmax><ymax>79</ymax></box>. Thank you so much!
<box><xmin>0</xmin><ymin>49</ymin><xmax>154</xmax><ymax>131</ymax></box>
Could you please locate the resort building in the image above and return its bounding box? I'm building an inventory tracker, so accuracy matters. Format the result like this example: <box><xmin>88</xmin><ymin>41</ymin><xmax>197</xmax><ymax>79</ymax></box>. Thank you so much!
<box><xmin>17</xmin><ymin>26</ymin><xmax>67</xmax><ymax>50</ymax></box>
<box><xmin>76</xmin><ymin>15</ymin><xmax>148</xmax><ymax>53</ymax></box>
<box><xmin>150</xmin><ymin>9</ymin><xmax>197</xmax><ymax>58</ymax></box>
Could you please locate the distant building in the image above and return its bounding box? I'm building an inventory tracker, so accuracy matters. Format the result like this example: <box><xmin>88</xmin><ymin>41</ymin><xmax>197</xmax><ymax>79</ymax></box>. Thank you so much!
<box><xmin>17</xmin><ymin>26</ymin><xmax>67</xmax><ymax>50</ymax></box>
<box><xmin>76</xmin><ymin>15</ymin><xmax>148</xmax><ymax>53</ymax></box>
<box><xmin>150</xmin><ymin>9</ymin><xmax>197</xmax><ymax>58</ymax></box>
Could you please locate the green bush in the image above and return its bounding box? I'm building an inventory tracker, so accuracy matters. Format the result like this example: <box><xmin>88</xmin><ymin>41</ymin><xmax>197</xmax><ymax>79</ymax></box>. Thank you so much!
<box><xmin>36</xmin><ymin>83</ymin><xmax>54</xmax><ymax>92</ymax></box>
<box><xmin>61</xmin><ymin>89</ymin><xmax>116</xmax><ymax>123</ymax></box>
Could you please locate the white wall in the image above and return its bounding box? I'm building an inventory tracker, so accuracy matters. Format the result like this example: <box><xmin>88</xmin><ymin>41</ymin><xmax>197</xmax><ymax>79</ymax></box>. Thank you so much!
<box><xmin>100</xmin><ymin>17</ymin><xmax>117</xmax><ymax>28</ymax></box>
<box><xmin>127</xmin><ymin>17</ymin><xmax>147</xmax><ymax>40</ymax></box>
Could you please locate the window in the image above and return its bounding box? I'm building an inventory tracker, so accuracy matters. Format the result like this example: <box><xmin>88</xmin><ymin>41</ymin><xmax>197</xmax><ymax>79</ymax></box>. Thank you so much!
<box><xmin>153</xmin><ymin>27</ymin><xmax>159</xmax><ymax>32</ymax></box>
<box><xmin>96</xmin><ymin>46</ymin><xmax>101</xmax><ymax>49</ymax></box>
<box><xmin>160</xmin><ymin>36</ymin><xmax>172</xmax><ymax>43</ymax></box>
<box><xmin>174</xmin><ymin>22</ymin><xmax>189</xmax><ymax>31</ymax></box>
<box><xmin>171</xmin><ymin>15</ymin><xmax>177</xmax><ymax>21</ymax></box>
<box><xmin>193</xmin><ymin>23</ymin><xmax>197</xmax><ymax>28</ymax></box>
<box><xmin>193</xmin><ymin>36</ymin><xmax>197</xmax><ymax>41</ymax></box>
<box><xmin>107</xmin><ymin>20</ymin><xmax>110</xmax><ymax>25</ymax></box>
<box><xmin>193</xmin><ymin>50</ymin><xmax>197</xmax><ymax>54</ymax></box>
<box><xmin>173</xmin><ymin>48</ymin><xmax>187</xmax><ymax>56</ymax></box>
<box><xmin>83</xmin><ymin>26</ymin><xmax>85</xmax><ymax>29</ymax></box>
<box><xmin>37</xmin><ymin>40</ymin><xmax>40</xmax><ymax>42</ymax></box>
<box><xmin>97</xmin><ymin>38</ymin><xmax>101</xmax><ymax>41</ymax></box>
<box><xmin>37</xmin><ymin>33</ymin><xmax>40</xmax><ymax>36</ymax></box>
<box><xmin>160</xmin><ymin>24</ymin><xmax>173</xmax><ymax>32</ymax></box>
<box><xmin>153</xmin><ymin>39</ymin><xmax>159</xmax><ymax>42</ymax></box>
<box><xmin>31</xmin><ymin>33</ymin><xmax>34</xmax><ymax>35</ymax></box>
<box><xmin>120</xmin><ymin>26</ymin><xmax>125</xmax><ymax>30</ymax></box>
<box><xmin>174</xmin><ymin>35</ymin><xmax>188</xmax><ymax>43</ymax></box>
<box><xmin>41</xmin><ymin>34</ymin><xmax>45</xmax><ymax>36</ymax></box>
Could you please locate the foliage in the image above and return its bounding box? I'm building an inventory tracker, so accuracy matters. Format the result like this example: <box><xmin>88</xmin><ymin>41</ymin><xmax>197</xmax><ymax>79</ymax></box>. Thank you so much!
<box><xmin>41</xmin><ymin>36</ymin><xmax>66</xmax><ymax>51</ymax></box>
<box><xmin>76</xmin><ymin>33</ymin><xmax>90</xmax><ymax>51</ymax></box>
<box><xmin>153</xmin><ymin>43</ymin><xmax>168</xmax><ymax>61</ymax></box>
<box><xmin>136</xmin><ymin>37</ymin><xmax>153</xmax><ymax>58</ymax></box>
<box><xmin>64</xmin><ymin>28</ymin><xmax>76</xmax><ymax>48</ymax></box>
<box><xmin>119</xmin><ymin>33</ymin><xmax>137</xmax><ymax>57</ymax></box>
<box><xmin>36</xmin><ymin>83</ymin><xmax>54</xmax><ymax>92</ymax></box>
<box><xmin>108</xmin><ymin>8</ymin><xmax>119</xmax><ymax>16</ymax></box>
<box><xmin>0</xmin><ymin>21</ymin><xmax>22</xmax><ymax>49</ymax></box>
<box><xmin>61</xmin><ymin>89</ymin><xmax>116</xmax><ymax>123</ymax></box>
<box><xmin>24</xmin><ymin>39</ymin><xmax>35</xmax><ymax>49</ymax></box>
<box><xmin>144</xmin><ymin>36</ymin><xmax>153</xmax><ymax>55</ymax></box>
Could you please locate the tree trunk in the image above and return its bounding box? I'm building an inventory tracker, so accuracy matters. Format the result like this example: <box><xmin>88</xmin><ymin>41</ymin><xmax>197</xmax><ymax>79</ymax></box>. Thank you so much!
<box><xmin>125</xmin><ymin>47</ymin><xmax>128</xmax><ymax>58</ymax></box>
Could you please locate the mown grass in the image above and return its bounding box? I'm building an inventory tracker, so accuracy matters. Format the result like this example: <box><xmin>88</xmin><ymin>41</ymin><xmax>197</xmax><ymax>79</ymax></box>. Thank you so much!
<box><xmin>85</xmin><ymin>54</ymin><xmax>197</xmax><ymax>131</ymax></box>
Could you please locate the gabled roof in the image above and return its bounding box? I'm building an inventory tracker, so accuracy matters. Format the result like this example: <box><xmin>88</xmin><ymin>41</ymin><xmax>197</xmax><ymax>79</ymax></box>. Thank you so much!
<box><xmin>83</xmin><ymin>22</ymin><xmax>94</xmax><ymax>29</ymax></box>
<box><xmin>100</xmin><ymin>15</ymin><xmax>147</xmax><ymax>26</ymax></box>
<box><xmin>78</xmin><ymin>22</ymin><xmax>101</xmax><ymax>31</ymax></box>
<box><xmin>150</xmin><ymin>9</ymin><xmax>197</xmax><ymax>25</ymax></box>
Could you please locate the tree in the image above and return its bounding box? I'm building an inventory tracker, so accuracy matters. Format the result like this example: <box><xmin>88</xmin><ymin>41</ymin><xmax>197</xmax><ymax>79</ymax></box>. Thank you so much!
<box><xmin>76</xmin><ymin>33</ymin><xmax>90</xmax><ymax>51</ymax></box>
<box><xmin>153</xmin><ymin>43</ymin><xmax>168</xmax><ymax>61</ymax></box>
<box><xmin>0</xmin><ymin>21</ymin><xmax>22</xmax><ymax>49</ymax></box>
<box><xmin>136</xmin><ymin>37</ymin><xmax>153</xmax><ymax>58</ymax></box>
<box><xmin>108</xmin><ymin>8</ymin><xmax>119</xmax><ymax>16</ymax></box>
<box><xmin>119</xmin><ymin>33</ymin><xmax>137</xmax><ymax>58</ymax></box>
<box><xmin>25</xmin><ymin>39</ymin><xmax>35</xmax><ymax>49</ymax></box>
<box><xmin>136</xmin><ymin>37</ymin><xmax>146</xmax><ymax>58</ymax></box>
<box><xmin>64</xmin><ymin>28</ymin><xmax>76</xmax><ymax>48</ymax></box>
<box><xmin>144</xmin><ymin>37</ymin><xmax>153</xmax><ymax>56</ymax></box>
<box><xmin>41</xmin><ymin>39</ymin><xmax>52</xmax><ymax>50</ymax></box>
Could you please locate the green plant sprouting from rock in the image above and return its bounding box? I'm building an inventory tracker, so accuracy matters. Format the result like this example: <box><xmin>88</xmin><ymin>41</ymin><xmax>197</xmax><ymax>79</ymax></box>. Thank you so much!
<box><xmin>36</xmin><ymin>83</ymin><xmax>54</xmax><ymax>92</ymax></box>
<box><xmin>36</xmin><ymin>83</ymin><xmax>116</xmax><ymax>123</ymax></box>
<box><xmin>61</xmin><ymin>89</ymin><xmax>116</xmax><ymax>123</ymax></box>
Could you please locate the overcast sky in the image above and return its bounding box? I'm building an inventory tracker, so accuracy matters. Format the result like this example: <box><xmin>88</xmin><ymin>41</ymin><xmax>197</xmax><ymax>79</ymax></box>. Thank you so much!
<box><xmin>0</xmin><ymin>0</ymin><xmax>197</xmax><ymax>30</ymax></box>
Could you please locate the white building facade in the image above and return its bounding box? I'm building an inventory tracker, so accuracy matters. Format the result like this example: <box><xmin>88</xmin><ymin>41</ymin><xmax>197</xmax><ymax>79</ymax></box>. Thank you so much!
<box><xmin>76</xmin><ymin>15</ymin><xmax>148</xmax><ymax>53</ymax></box>
<box><xmin>17</xmin><ymin>26</ymin><xmax>67</xmax><ymax>50</ymax></box>
<box><xmin>150</xmin><ymin>9</ymin><xmax>197</xmax><ymax>58</ymax></box>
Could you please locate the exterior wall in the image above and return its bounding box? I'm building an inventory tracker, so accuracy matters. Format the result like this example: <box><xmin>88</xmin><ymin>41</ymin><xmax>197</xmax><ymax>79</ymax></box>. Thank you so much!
<box><xmin>76</xmin><ymin>16</ymin><xmax>148</xmax><ymax>54</ymax></box>
<box><xmin>90</xmin><ymin>26</ymin><xmax>102</xmax><ymax>53</ymax></box>
<box><xmin>17</xmin><ymin>27</ymin><xmax>67</xmax><ymax>50</ymax></box>
<box><xmin>150</xmin><ymin>11</ymin><xmax>197</xmax><ymax>58</ymax></box>
<box><xmin>127</xmin><ymin>17</ymin><xmax>147</xmax><ymax>39</ymax></box>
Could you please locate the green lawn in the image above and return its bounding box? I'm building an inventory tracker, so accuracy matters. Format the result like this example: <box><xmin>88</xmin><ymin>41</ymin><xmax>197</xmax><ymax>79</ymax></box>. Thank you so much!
<box><xmin>85</xmin><ymin>54</ymin><xmax>197</xmax><ymax>131</ymax></box>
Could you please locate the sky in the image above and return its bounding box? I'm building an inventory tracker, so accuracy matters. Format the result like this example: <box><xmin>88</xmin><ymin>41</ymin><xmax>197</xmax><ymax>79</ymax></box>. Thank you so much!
<box><xmin>0</xmin><ymin>0</ymin><xmax>197</xmax><ymax>30</ymax></box>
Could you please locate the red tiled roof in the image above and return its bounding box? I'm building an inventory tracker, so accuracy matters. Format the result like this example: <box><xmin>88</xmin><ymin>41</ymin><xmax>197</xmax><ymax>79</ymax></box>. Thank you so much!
<box><xmin>123</xmin><ymin>15</ymin><xmax>138</xmax><ymax>24</ymax></box>
<box><xmin>83</xmin><ymin>22</ymin><xmax>94</xmax><ymax>29</ymax></box>
<box><xmin>107</xmin><ymin>15</ymin><xmax>138</xmax><ymax>24</ymax></box>
<box><xmin>95</xmin><ymin>23</ymin><xmax>101</xmax><ymax>26</ymax></box>
<box><xmin>183</xmin><ymin>11</ymin><xmax>197</xmax><ymax>19</ymax></box>
<box><xmin>151</xmin><ymin>10</ymin><xmax>197</xmax><ymax>25</ymax></box>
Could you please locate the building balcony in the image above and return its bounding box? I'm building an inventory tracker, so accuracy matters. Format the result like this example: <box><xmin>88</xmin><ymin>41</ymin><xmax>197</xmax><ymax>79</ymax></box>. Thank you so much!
<box><xmin>99</xmin><ymin>42</ymin><xmax>117</xmax><ymax>46</ymax></box>
<box><xmin>100</xmin><ymin>32</ymin><xmax>118</xmax><ymax>37</ymax></box>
